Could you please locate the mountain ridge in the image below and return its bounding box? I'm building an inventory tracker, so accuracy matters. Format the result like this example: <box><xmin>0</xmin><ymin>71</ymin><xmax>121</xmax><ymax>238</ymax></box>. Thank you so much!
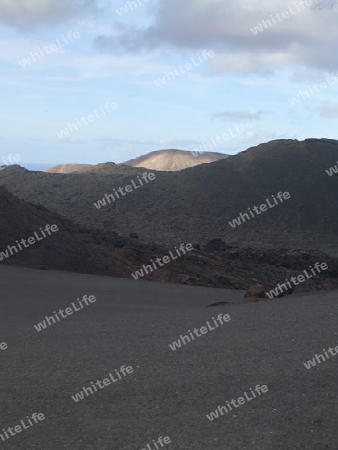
<box><xmin>43</xmin><ymin>149</ymin><xmax>229</xmax><ymax>173</ymax></box>
<box><xmin>1</xmin><ymin>138</ymin><xmax>337</xmax><ymax>253</ymax></box>
<box><xmin>122</xmin><ymin>149</ymin><xmax>228</xmax><ymax>171</ymax></box>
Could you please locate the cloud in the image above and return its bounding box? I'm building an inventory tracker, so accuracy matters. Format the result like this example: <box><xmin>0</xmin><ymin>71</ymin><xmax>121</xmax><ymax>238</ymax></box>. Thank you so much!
<box><xmin>95</xmin><ymin>137</ymin><xmax>203</xmax><ymax>147</ymax></box>
<box><xmin>95</xmin><ymin>0</ymin><xmax>338</xmax><ymax>74</ymax></box>
<box><xmin>59</xmin><ymin>138</ymin><xmax>88</xmax><ymax>144</ymax></box>
<box><xmin>0</xmin><ymin>0</ymin><xmax>102</xmax><ymax>29</ymax></box>
<box><xmin>289</xmin><ymin>68</ymin><xmax>330</xmax><ymax>83</ymax></box>
<box><xmin>211</xmin><ymin>110</ymin><xmax>272</xmax><ymax>121</ymax></box>
<box><xmin>314</xmin><ymin>104</ymin><xmax>338</xmax><ymax>118</ymax></box>
<box><xmin>240</xmin><ymin>128</ymin><xmax>282</xmax><ymax>143</ymax></box>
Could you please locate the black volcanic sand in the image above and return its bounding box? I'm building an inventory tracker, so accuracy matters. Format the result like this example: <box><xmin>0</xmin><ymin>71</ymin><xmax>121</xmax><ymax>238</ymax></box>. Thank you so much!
<box><xmin>0</xmin><ymin>264</ymin><xmax>337</xmax><ymax>449</ymax></box>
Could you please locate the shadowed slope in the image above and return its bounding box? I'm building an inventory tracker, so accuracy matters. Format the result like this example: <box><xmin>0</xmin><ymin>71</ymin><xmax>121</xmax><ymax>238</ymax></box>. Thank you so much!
<box><xmin>1</xmin><ymin>139</ymin><xmax>338</xmax><ymax>252</ymax></box>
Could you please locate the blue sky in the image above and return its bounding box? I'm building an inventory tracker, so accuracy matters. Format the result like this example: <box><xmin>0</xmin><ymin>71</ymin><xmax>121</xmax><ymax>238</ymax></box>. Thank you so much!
<box><xmin>0</xmin><ymin>0</ymin><xmax>337</xmax><ymax>164</ymax></box>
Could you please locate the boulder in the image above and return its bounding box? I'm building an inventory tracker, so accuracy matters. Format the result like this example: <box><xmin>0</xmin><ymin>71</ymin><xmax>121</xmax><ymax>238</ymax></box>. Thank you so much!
<box><xmin>244</xmin><ymin>284</ymin><xmax>265</xmax><ymax>298</ymax></box>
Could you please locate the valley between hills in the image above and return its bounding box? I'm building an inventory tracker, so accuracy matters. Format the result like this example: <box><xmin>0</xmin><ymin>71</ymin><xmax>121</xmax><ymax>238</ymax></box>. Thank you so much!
<box><xmin>1</xmin><ymin>140</ymin><xmax>338</xmax><ymax>294</ymax></box>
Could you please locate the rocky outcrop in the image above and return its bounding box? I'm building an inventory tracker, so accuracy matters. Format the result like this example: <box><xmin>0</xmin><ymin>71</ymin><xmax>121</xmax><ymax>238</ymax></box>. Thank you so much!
<box><xmin>244</xmin><ymin>284</ymin><xmax>265</xmax><ymax>298</ymax></box>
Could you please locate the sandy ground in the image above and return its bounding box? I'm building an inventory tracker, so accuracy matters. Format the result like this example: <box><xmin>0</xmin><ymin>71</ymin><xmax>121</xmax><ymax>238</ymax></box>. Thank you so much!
<box><xmin>0</xmin><ymin>264</ymin><xmax>337</xmax><ymax>450</ymax></box>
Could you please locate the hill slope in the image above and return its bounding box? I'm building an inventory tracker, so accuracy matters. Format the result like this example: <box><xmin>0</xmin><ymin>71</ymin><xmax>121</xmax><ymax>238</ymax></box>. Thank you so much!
<box><xmin>44</xmin><ymin>150</ymin><xmax>228</xmax><ymax>174</ymax></box>
<box><xmin>1</xmin><ymin>186</ymin><xmax>337</xmax><ymax>292</ymax></box>
<box><xmin>1</xmin><ymin>139</ymin><xmax>338</xmax><ymax>252</ymax></box>
<box><xmin>44</xmin><ymin>164</ymin><xmax>93</xmax><ymax>173</ymax></box>
<box><xmin>0</xmin><ymin>186</ymin><xmax>231</xmax><ymax>287</ymax></box>
<box><xmin>123</xmin><ymin>149</ymin><xmax>228</xmax><ymax>171</ymax></box>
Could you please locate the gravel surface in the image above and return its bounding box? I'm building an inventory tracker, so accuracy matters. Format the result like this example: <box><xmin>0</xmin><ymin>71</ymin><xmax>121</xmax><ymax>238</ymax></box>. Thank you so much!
<box><xmin>0</xmin><ymin>264</ymin><xmax>337</xmax><ymax>450</ymax></box>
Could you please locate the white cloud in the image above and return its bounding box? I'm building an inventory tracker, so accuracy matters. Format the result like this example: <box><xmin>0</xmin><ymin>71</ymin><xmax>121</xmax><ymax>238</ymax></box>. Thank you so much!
<box><xmin>211</xmin><ymin>110</ymin><xmax>272</xmax><ymax>121</ymax></box>
<box><xmin>314</xmin><ymin>104</ymin><xmax>338</xmax><ymax>118</ymax></box>
<box><xmin>0</xmin><ymin>0</ymin><xmax>102</xmax><ymax>29</ymax></box>
<box><xmin>95</xmin><ymin>0</ymin><xmax>338</xmax><ymax>74</ymax></box>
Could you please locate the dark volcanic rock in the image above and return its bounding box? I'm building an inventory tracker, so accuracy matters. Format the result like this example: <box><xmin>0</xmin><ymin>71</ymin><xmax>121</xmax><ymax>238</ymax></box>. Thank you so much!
<box><xmin>1</xmin><ymin>187</ymin><xmax>337</xmax><ymax>292</ymax></box>
<box><xmin>1</xmin><ymin>139</ymin><xmax>338</xmax><ymax>253</ymax></box>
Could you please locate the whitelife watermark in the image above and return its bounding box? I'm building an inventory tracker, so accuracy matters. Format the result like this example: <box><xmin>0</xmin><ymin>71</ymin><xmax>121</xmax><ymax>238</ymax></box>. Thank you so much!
<box><xmin>131</xmin><ymin>243</ymin><xmax>194</xmax><ymax>280</ymax></box>
<box><xmin>0</xmin><ymin>224</ymin><xmax>59</xmax><ymax>262</ymax></box>
<box><xmin>206</xmin><ymin>385</ymin><xmax>269</xmax><ymax>421</ymax></box>
<box><xmin>310</xmin><ymin>1</ymin><xmax>334</xmax><ymax>8</ymax></box>
<box><xmin>153</xmin><ymin>50</ymin><xmax>215</xmax><ymax>87</ymax></box>
<box><xmin>169</xmin><ymin>314</ymin><xmax>231</xmax><ymax>350</ymax></box>
<box><xmin>93</xmin><ymin>172</ymin><xmax>156</xmax><ymax>209</ymax></box>
<box><xmin>56</xmin><ymin>102</ymin><xmax>118</xmax><ymax>139</ymax></box>
<box><xmin>265</xmin><ymin>262</ymin><xmax>329</xmax><ymax>299</ymax></box>
<box><xmin>251</xmin><ymin>0</ymin><xmax>313</xmax><ymax>35</ymax></box>
<box><xmin>288</xmin><ymin>71</ymin><xmax>338</xmax><ymax>106</ymax></box>
<box><xmin>303</xmin><ymin>343</ymin><xmax>338</xmax><ymax>369</ymax></box>
<box><xmin>71</xmin><ymin>365</ymin><xmax>135</xmax><ymax>402</ymax></box>
<box><xmin>0</xmin><ymin>153</ymin><xmax>21</xmax><ymax>171</ymax></box>
<box><xmin>228</xmin><ymin>191</ymin><xmax>291</xmax><ymax>228</ymax></box>
<box><xmin>19</xmin><ymin>31</ymin><xmax>80</xmax><ymax>68</ymax></box>
<box><xmin>141</xmin><ymin>436</ymin><xmax>172</xmax><ymax>450</ymax></box>
<box><xmin>192</xmin><ymin>121</ymin><xmax>253</xmax><ymax>157</ymax></box>
<box><xmin>116</xmin><ymin>0</ymin><xmax>150</xmax><ymax>16</ymax></box>
<box><xmin>0</xmin><ymin>413</ymin><xmax>45</xmax><ymax>443</ymax></box>
<box><xmin>34</xmin><ymin>295</ymin><xmax>97</xmax><ymax>332</ymax></box>
<box><xmin>325</xmin><ymin>160</ymin><xmax>338</xmax><ymax>176</ymax></box>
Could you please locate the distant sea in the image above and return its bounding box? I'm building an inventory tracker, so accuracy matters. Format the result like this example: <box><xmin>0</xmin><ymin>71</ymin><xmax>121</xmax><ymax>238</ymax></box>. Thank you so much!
<box><xmin>21</xmin><ymin>163</ymin><xmax>53</xmax><ymax>171</ymax></box>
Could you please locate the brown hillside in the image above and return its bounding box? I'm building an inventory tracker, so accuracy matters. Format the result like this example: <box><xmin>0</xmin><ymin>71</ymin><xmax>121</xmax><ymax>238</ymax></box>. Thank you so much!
<box><xmin>123</xmin><ymin>149</ymin><xmax>228</xmax><ymax>171</ymax></box>
<box><xmin>44</xmin><ymin>164</ymin><xmax>93</xmax><ymax>173</ymax></box>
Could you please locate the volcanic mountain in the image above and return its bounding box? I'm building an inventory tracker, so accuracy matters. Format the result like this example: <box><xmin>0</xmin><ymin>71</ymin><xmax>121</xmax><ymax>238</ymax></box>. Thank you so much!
<box><xmin>44</xmin><ymin>150</ymin><xmax>228</xmax><ymax>174</ymax></box>
<box><xmin>123</xmin><ymin>149</ymin><xmax>229</xmax><ymax>171</ymax></box>
<box><xmin>1</xmin><ymin>139</ymin><xmax>338</xmax><ymax>254</ymax></box>
<box><xmin>1</xmin><ymin>186</ymin><xmax>336</xmax><ymax>292</ymax></box>
<box><xmin>44</xmin><ymin>163</ymin><xmax>93</xmax><ymax>174</ymax></box>
<box><xmin>0</xmin><ymin>186</ymin><xmax>237</xmax><ymax>287</ymax></box>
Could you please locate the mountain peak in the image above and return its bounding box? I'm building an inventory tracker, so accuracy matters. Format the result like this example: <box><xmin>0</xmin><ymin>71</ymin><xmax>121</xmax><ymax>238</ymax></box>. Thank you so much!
<box><xmin>123</xmin><ymin>149</ymin><xmax>228</xmax><ymax>171</ymax></box>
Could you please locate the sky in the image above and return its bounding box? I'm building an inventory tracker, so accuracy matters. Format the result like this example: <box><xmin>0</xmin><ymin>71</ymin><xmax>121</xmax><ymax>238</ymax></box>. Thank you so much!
<box><xmin>0</xmin><ymin>0</ymin><xmax>338</xmax><ymax>165</ymax></box>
